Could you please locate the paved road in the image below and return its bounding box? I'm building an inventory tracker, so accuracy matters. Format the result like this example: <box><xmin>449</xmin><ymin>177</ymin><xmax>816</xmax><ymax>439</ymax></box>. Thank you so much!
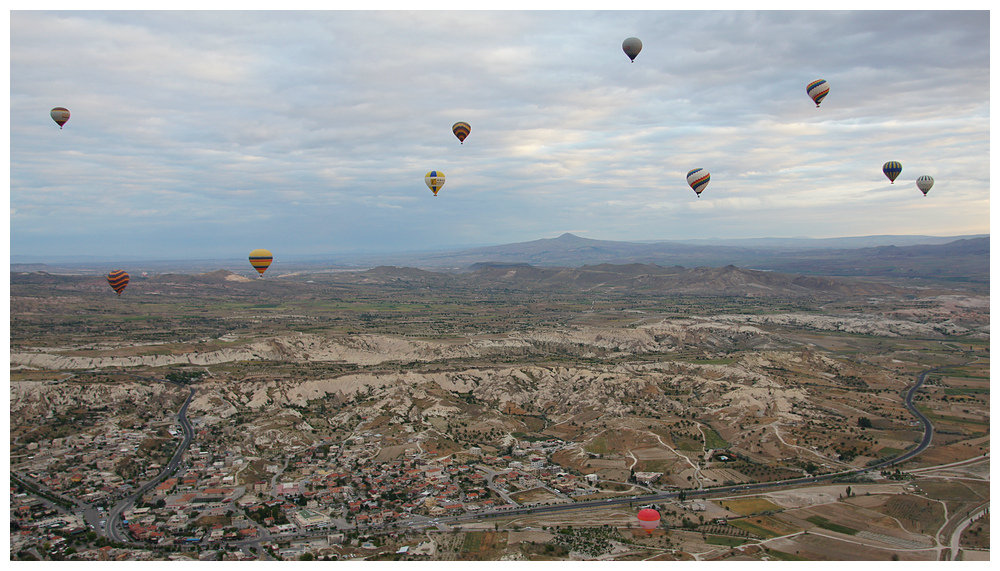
<box><xmin>106</xmin><ymin>376</ymin><xmax>196</xmax><ymax>543</ymax></box>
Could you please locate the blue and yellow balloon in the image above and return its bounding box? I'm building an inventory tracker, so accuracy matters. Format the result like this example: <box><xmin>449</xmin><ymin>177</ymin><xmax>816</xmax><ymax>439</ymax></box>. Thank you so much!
<box><xmin>425</xmin><ymin>171</ymin><xmax>445</xmax><ymax>196</ymax></box>
<box><xmin>883</xmin><ymin>161</ymin><xmax>902</xmax><ymax>184</ymax></box>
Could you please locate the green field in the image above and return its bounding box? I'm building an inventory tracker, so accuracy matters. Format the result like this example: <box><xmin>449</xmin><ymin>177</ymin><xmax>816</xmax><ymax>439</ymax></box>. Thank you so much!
<box><xmin>805</xmin><ymin>515</ymin><xmax>858</xmax><ymax>536</ymax></box>
<box><xmin>766</xmin><ymin>548</ymin><xmax>809</xmax><ymax>561</ymax></box>
<box><xmin>704</xmin><ymin>535</ymin><xmax>745</xmax><ymax>547</ymax></box>
<box><xmin>729</xmin><ymin>519</ymin><xmax>780</xmax><ymax>539</ymax></box>
<box><xmin>915</xmin><ymin>406</ymin><xmax>990</xmax><ymax>427</ymax></box>
<box><xmin>703</xmin><ymin>426</ymin><xmax>727</xmax><ymax>449</ymax></box>
<box><xmin>943</xmin><ymin>388</ymin><xmax>989</xmax><ymax>395</ymax></box>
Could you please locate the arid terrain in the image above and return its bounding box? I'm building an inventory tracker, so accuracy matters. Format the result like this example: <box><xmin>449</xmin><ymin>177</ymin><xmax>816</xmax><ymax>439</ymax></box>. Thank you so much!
<box><xmin>9</xmin><ymin>262</ymin><xmax>989</xmax><ymax>561</ymax></box>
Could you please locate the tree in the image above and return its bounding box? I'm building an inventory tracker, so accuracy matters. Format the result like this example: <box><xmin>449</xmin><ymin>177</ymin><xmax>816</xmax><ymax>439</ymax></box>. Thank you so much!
<box><xmin>857</xmin><ymin>417</ymin><xmax>873</xmax><ymax>429</ymax></box>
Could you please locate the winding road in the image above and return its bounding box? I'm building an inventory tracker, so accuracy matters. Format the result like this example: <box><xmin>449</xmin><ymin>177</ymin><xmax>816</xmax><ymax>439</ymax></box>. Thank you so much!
<box><xmin>105</xmin><ymin>376</ymin><xmax>196</xmax><ymax>543</ymax></box>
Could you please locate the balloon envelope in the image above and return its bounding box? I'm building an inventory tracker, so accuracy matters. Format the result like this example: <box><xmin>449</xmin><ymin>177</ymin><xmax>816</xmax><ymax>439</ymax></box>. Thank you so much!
<box><xmin>686</xmin><ymin>168</ymin><xmax>710</xmax><ymax>197</ymax></box>
<box><xmin>51</xmin><ymin>107</ymin><xmax>70</xmax><ymax>128</ymax></box>
<box><xmin>883</xmin><ymin>161</ymin><xmax>902</xmax><ymax>184</ymax></box>
<box><xmin>425</xmin><ymin>171</ymin><xmax>445</xmax><ymax>196</ymax></box>
<box><xmin>452</xmin><ymin>122</ymin><xmax>471</xmax><ymax>144</ymax></box>
<box><xmin>916</xmin><ymin>175</ymin><xmax>934</xmax><ymax>196</ymax></box>
<box><xmin>637</xmin><ymin>508</ymin><xmax>660</xmax><ymax>534</ymax></box>
<box><xmin>107</xmin><ymin>270</ymin><xmax>129</xmax><ymax>296</ymax></box>
<box><xmin>622</xmin><ymin>37</ymin><xmax>642</xmax><ymax>62</ymax></box>
<box><xmin>807</xmin><ymin>79</ymin><xmax>829</xmax><ymax>107</ymax></box>
<box><xmin>249</xmin><ymin>249</ymin><xmax>273</xmax><ymax>276</ymax></box>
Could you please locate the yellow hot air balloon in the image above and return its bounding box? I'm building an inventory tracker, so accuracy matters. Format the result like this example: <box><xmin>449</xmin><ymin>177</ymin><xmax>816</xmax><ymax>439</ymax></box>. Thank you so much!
<box><xmin>425</xmin><ymin>171</ymin><xmax>445</xmax><ymax>196</ymax></box>
<box><xmin>249</xmin><ymin>249</ymin><xmax>273</xmax><ymax>277</ymax></box>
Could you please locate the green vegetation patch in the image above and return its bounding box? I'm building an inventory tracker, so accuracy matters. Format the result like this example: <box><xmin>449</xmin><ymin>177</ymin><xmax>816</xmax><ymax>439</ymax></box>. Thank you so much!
<box><xmin>943</xmin><ymin>388</ymin><xmax>989</xmax><ymax>395</ymax></box>
<box><xmin>805</xmin><ymin>515</ymin><xmax>858</xmax><ymax>535</ymax></box>
<box><xmin>729</xmin><ymin>519</ymin><xmax>780</xmax><ymax>539</ymax></box>
<box><xmin>916</xmin><ymin>406</ymin><xmax>990</xmax><ymax>427</ymax></box>
<box><xmin>720</xmin><ymin>497</ymin><xmax>782</xmax><ymax>516</ymax></box>
<box><xmin>703</xmin><ymin>426</ymin><xmax>728</xmax><ymax>449</ymax></box>
<box><xmin>674</xmin><ymin>436</ymin><xmax>702</xmax><ymax>452</ymax></box>
<box><xmin>766</xmin><ymin>548</ymin><xmax>809</xmax><ymax>561</ymax></box>
<box><xmin>704</xmin><ymin>535</ymin><xmax>745</xmax><ymax>547</ymax></box>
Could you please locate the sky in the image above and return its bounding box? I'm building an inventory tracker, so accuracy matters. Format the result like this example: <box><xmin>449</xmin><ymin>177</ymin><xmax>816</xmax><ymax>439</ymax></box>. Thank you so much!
<box><xmin>7</xmin><ymin>8</ymin><xmax>992</xmax><ymax>261</ymax></box>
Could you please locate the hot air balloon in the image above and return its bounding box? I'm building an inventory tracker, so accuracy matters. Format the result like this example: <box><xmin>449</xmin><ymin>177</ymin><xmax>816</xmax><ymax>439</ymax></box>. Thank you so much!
<box><xmin>687</xmin><ymin>168</ymin><xmax>710</xmax><ymax>198</ymax></box>
<box><xmin>883</xmin><ymin>161</ymin><xmax>902</xmax><ymax>184</ymax></box>
<box><xmin>637</xmin><ymin>508</ymin><xmax>660</xmax><ymax>535</ymax></box>
<box><xmin>425</xmin><ymin>171</ymin><xmax>445</xmax><ymax>196</ymax></box>
<box><xmin>51</xmin><ymin>107</ymin><xmax>70</xmax><ymax>129</ymax></box>
<box><xmin>452</xmin><ymin>122</ymin><xmax>471</xmax><ymax>144</ymax></box>
<box><xmin>107</xmin><ymin>270</ymin><xmax>129</xmax><ymax>296</ymax></box>
<box><xmin>249</xmin><ymin>249</ymin><xmax>273</xmax><ymax>277</ymax></box>
<box><xmin>916</xmin><ymin>175</ymin><xmax>934</xmax><ymax>196</ymax></box>
<box><xmin>806</xmin><ymin>79</ymin><xmax>829</xmax><ymax>107</ymax></box>
<box><xmin>622</xmin><ymin>37</ymin><xmax>642</xmax><ymax>62</ymax></box>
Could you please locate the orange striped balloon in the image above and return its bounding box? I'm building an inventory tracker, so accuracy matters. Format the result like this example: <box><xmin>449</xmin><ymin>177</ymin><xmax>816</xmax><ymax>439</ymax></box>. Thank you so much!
<box><xmin>452</xmin><ymin>121</ymin><xmax>471</xmax><ymax>144</ymax></box>
<box><xmin>107</xmin><ymin>270</ymin><xmax>130</xmax><ymax>296</ymax></box>
<box><xmin>249</xmin><ymin>249</ymin><xmax>273</xmax><ymax>276</ymax></box>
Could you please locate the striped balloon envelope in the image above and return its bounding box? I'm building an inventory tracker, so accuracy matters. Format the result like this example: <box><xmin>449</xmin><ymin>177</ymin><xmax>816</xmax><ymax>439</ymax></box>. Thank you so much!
<box><xmin>916</xmin><ymin>175</ymin><xmax>934</xmax><ymax>196</ymax></box>
<box><xmin>107</xmin><ymin>270</ymin><xmax>130</xmax><ymax>296</ymax></box>
<box><xmin>686</xmin><ymin>168</ymin><xmax>710</xmax><ymax>198</ymax></box>
<box><xmin>452</xmin><ymin>122</ymin><xmax>471</xmax><ymax>144</ymax></box>
<box><xmin>425</xmin><ymin>171</ymin><xmax>445</xmax><ymax>196</ymax></box>
<box><xmin>249</xmin><ymin>249</ymin><xmax>273</xmax><ymax>276</ymax></box>
<box><xmin>51</xmin><ymin>107</ymin><xmax>71</xmax><ymax>128</ymax></box>
<box><xmin>807</xmin><ymin>79</ymin><xmax>829</xmax><ymax>107</ymax></box>
<box><xmin>883</xmin><ymin>161</ymin><xmax>902</xmax><ymax>184</ymax></box>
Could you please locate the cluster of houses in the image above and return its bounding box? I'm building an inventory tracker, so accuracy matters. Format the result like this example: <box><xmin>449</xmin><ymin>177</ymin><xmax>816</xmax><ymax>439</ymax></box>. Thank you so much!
<box><xmin>13</xmin><ymin>409</ymin><xmax>625</xmax><ymax>560</ymax></box>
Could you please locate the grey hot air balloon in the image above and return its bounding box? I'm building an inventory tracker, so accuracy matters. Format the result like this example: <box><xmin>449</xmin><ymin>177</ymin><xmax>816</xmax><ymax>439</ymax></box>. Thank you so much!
<box><xmin>622</xmin><ymin>37</ymin><xmax>642</xmax><ymax>62</ymax></box>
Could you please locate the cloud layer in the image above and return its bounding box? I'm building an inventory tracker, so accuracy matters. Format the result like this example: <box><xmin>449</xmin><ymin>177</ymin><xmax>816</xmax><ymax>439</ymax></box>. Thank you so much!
<box><xmin>9</xmin><ymin>10</ymin><xmax>990</xmax><ymax>260</ymax></box>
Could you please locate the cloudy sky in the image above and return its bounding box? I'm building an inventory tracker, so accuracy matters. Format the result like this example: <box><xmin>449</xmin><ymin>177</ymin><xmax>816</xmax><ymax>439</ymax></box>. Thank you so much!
<box><xmin>8</xmin><ymin>9</ymin><xmax>991</xmax><ymax>261</ymax></box>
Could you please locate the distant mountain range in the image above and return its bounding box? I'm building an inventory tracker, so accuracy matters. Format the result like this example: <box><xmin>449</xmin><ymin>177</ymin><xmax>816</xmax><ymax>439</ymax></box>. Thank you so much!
<box><xmin>371</xmin><ymin>233</ymin><xmax>989</xmax><ymax>281</ymax></box>
<box><xmin>10</xmin><ymin>233</ymin><xmax>989</xmax><ymax>282</ymax></box>
<box><xmin>10</xmin><ymin>263</ymin><xmax>906</xmax><ymax>299</ymax></box>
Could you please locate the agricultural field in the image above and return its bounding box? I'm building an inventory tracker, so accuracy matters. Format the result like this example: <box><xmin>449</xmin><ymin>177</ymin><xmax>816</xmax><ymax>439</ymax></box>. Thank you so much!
<box><xmin>9</xmin><ymin>263</ymin><xmax>989</xmax><ymax>562</ymax></box>
<box><xmin>730</xmin><ymin>515</ymin><xmax>802</xmax><ymax>539</ymax></box>
<box><xmin>717</xmin><ymin>497</ymin><xmax>783</xmax><ymax>516</ymax></box>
